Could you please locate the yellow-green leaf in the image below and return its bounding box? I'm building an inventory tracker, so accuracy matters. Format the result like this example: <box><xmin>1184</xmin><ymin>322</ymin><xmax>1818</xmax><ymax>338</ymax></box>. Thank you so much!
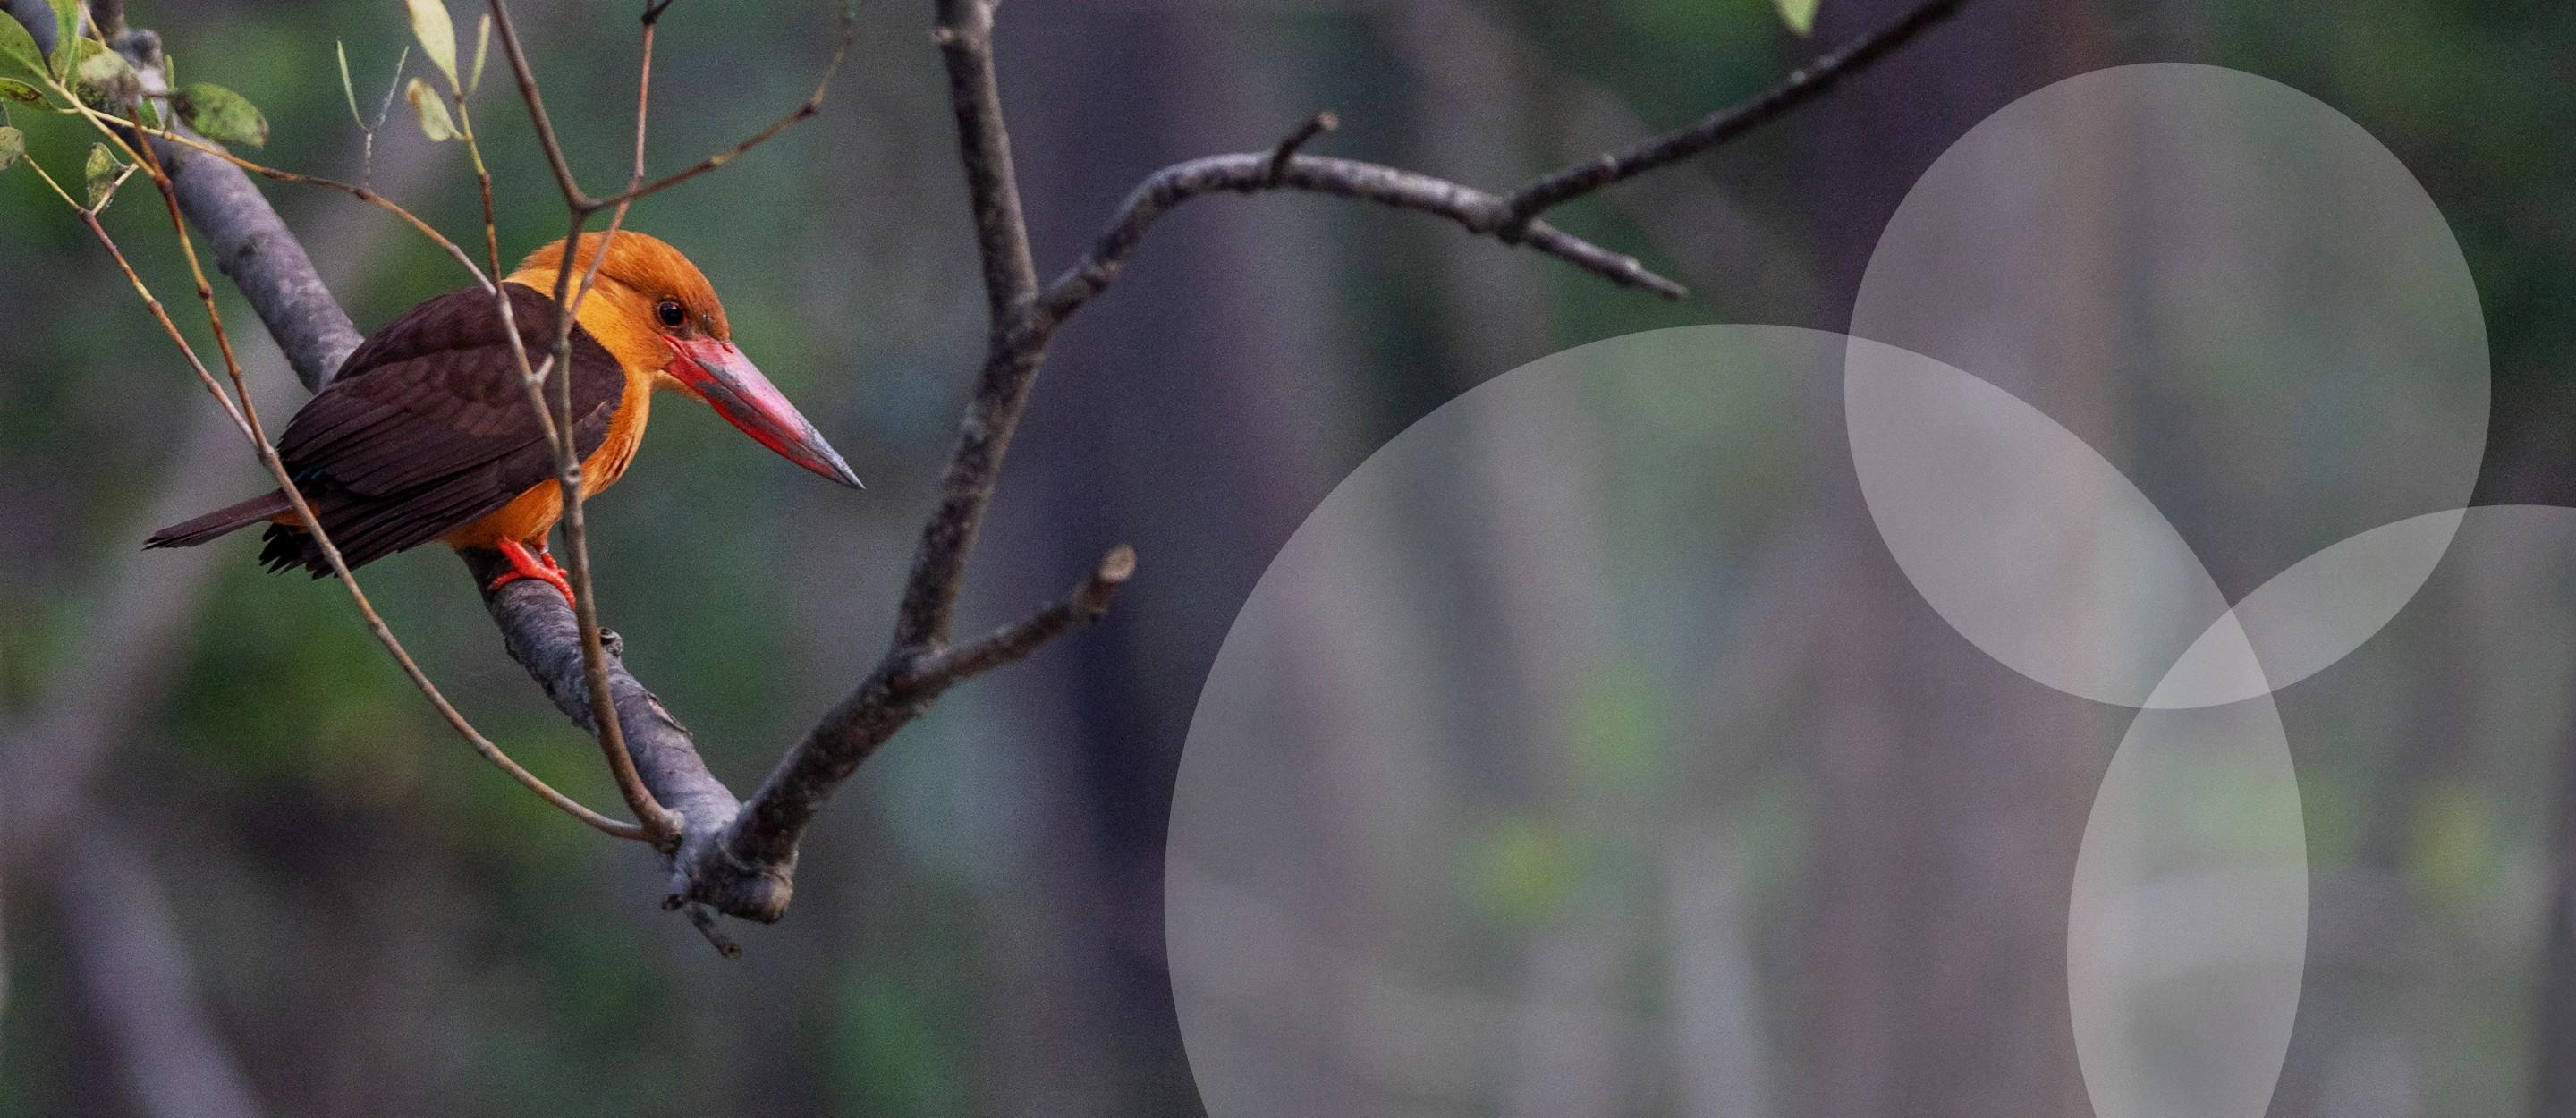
<box><xmin>82</xmin><ymin>140</ymin><xmax>122</xmax><ymax>210</ymax></box>
<box><xmin>466</xmin><ymin>13</ymin><xmax>489</xmax><ymax>96</ymax></box>
<box><xmin>1775</xmin><ymin>0</ymin><xmax>1820</xmax><ymax>36</ymax></box>
<box><xmin>404</xmin><ymin>0</ymin><xmax>457</xmax><ymax>91</ymax></box>
<box><xmin>335</xmin><ymin>39</ymin><xmax>364</xmax><ymax>129</ymax></box>
<box><xmin>0</xmin><ymin>13</ymin><xmax>45</xmax><ymax>85</ymax></box>
<box><xmin>0</xmin><ymin>126</ymin><xmax>24</xmax><ymax>171</ymax></box>
<box><xmin>402</xmin><ymin>75</ymin><xmax>454</xmax><ymax>141</ymax></box>
<box><xmin>0</xmin><ymin>77</ymin><xmax>46</xmax><ymax>105</ymax></box>
<box><xmin>178</xmin><ymin>82</ymin><xmax>266</xmax><ymax>147</ymax></box>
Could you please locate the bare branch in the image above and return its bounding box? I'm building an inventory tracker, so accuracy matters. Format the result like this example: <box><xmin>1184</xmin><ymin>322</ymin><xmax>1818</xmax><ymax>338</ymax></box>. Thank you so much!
<box><xmin>488</xmin><ymin>0</ymin><xmax>688</xmax><ymax>847</ymax></box>
<box><xmin>664</xmin><ymin>0</ymin><xmax>1969</xmax><ymax>920</ymax></box>
<box><xmin>485</xmin><ymin>0</ymin><xmax>589</xmax><ymax>208</ymax></box>
<box><xmin>1036</xmin><ymin>149</ymin><xmax>1686</xmax><ymax>334</ymax></box>
<box><xmin>906</xmin><ymin>545</ymin><xmax>1135</xmax><ymax>690</ymax></box>
<box><xmin>583</xmin><ymin>4</ymin><xmax>855</xmax><ymax>214</ymax></box>
<box><xmin>19</xmin><ymin>0</ymin><xmax>1969</xmax><ymax>932</ymax></box>
<box><xmin>1499</xmin><ymin>0</ymin><xmax>1965</xmax><ymax>231</ymax></box>
<box><xmin>930</xmin><ymin>0</ymin><xmax>1039</xmax><ymax>333</ymax></box>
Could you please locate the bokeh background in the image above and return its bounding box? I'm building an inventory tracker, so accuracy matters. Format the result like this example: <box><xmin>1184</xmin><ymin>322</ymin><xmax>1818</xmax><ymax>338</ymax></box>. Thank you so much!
<box><xmin>4</xmin><ymin>0</ymin><xmax>2576</xmax><ymax>1115</ymax></box>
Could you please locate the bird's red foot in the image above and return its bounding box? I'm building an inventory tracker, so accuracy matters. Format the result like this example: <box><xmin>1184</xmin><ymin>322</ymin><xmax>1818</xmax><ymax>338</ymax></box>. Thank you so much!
<box><xmin>487</xmin><ymin>538</ymin><xmax>576</xmax><ymax>608</ymax></box>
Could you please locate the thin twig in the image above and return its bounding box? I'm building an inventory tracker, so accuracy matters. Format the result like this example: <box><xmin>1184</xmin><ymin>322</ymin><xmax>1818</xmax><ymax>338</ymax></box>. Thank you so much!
<box><xmin>486</xmin><ymin>0</ymin><xmax>693</xmax><ymax>847</ymax></box>
<box><xmin>451</xmin><ymin>97</ymin><xmax>565</xmax><ymax>457</ymax></box>
<box><xmin>67</xmin><ymin>105</ymin><xmax>492</xmax><ymax>290</ymax></box>
<box><xmin>1498</xmin><ymin>0</ymin><xmax>1965</xmax><ymax>232</ymax></box>
<box><xmin>676</xmin><ymin>0</ymin><xmax>1970</xmax><ymax>920</ymax></box>
<box><xmin>1034</xmin><ymin>150</ymin><xmax>1686</xmax><ymax>335</ymax></box>
<box><xmin>901</xmin><ymin>546</ymin><xmax>1134</xmax><ymax>690</ymax></box>
<box><xmin>1265</xmin><ymin>110</ymin><xmax>1335</xmax><ymax>185</ymax></box>
<box><xmin>8</xmin><ymin>0</ymin><xmax>1968</xmax><ymax>927</ymax></box>
<box><xmin>580</xmin><ymin>4</ymin><xmax>855</xmax><ymax>215</ymax></box>
<box><xmin>484</xmin><ymin>0</ymin><xmax>589</xmax><ymax>208</ymax></box>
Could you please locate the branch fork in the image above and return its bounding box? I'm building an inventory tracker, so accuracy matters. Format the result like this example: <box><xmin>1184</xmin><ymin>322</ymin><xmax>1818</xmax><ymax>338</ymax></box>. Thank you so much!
<box><xmin>23</xmin><ymin>0</ymin><xmax>1967</xmax><ymax>945</ymax></box>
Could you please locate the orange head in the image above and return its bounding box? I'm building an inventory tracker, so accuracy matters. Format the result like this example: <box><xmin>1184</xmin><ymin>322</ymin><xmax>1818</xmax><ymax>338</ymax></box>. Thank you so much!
<box><xmin>508</xmin><ymin>231</ymin><xmax>860</xmax><ymax>489</ymax></box>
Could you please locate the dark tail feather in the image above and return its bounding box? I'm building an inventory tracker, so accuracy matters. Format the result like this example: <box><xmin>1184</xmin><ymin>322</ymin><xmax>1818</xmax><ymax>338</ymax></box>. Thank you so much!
<box><xmin>144</xmin><ymin>490</ymin><xmax>294</xmax><ymax>549</ymax></box>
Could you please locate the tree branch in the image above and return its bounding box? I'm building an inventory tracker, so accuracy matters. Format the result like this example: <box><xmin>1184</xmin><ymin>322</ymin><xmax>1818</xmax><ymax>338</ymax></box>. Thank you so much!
<box><xmin>21</xmin><ymin>0</ymin><xmax>1967</xmax><ymax>933</ymax></box>
<box><xmin>1500</xmin><ymin>0</ymin><xmax>1964</xmax><ymax>231</ymax></box>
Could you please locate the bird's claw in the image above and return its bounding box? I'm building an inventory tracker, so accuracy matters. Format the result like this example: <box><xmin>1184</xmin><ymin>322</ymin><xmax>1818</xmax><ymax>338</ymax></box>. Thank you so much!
<box><xmin>488</xmin><ymin>538</ymin><xmax>576</xmax><ymax>608</ymax></box>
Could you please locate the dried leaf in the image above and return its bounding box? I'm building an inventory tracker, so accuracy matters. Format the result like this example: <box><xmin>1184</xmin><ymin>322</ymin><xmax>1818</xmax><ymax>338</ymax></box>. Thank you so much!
<box><xmin>404</xmin><ymin>0</ymin><xmax>457</xmax><ymax>91</ymax></box>
<box><xmin>0</xmin><ymin>78</ymin><xmax>45</xmax><ymax>105</ymax></box>
<box><xmin>69</xmin><ymin>37</ymin><xmax>138</xmax><ymax>108</ymax></box>
<box><xmin>83</xmin><ymin>140</ymin><xmax>122</xmax><ymax>210</ymax></box>
<box><xmin>179</xmin><ymin>82</ymin><xmax>267</xmax><ymax>148</ymax></box>
<box><xmin>403</xmin><ymin>75</ymin><xmax>455</xmax><ymax>141</ymax></box>
<box><xmin>0</xmin><ymin>126</ymin><xmax>23</xmax><ymax>171</ymax></box>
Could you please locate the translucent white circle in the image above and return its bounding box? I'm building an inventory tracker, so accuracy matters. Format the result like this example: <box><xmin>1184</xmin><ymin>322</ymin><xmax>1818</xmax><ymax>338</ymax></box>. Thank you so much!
<box><xmin>1848</xmin><ymin>64</ymin><xmax>2487</xmax><ymax>708</ymax></box>
<box><xmin>1170</xmin><ymin>326</ymin><xmax>1848</xmax><ymax>1117</ymax></box>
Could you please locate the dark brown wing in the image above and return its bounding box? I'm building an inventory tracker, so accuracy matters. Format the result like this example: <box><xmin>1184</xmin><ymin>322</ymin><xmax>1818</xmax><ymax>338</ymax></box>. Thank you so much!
<box><xmin>257</xmin><ymin>283</ymin><xmax>627</xmax><ymax>576</ymax></box>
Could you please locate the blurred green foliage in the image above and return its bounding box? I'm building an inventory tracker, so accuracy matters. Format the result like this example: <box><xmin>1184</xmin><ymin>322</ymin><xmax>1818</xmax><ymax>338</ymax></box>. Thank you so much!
<box><xmin>4</xmin><ymin>0</ymin><xmax>2575</xmax><ymax>1114</ymax></box>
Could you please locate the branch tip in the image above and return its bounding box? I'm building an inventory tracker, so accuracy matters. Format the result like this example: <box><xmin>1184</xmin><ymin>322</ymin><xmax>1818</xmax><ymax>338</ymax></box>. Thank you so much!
<box><xmin>1097</xmin><ymin>543</ymin><xmax>1138</xmax><ymax>586</ymax></box>
<box><xmin>682</xmin><ymin>903</ymin><xmax>744</xmax><ymax>958</ymax></box>
<box><xmin>1266</xmin><ymin>110</ymin><xmax>1338</xmax><ymax>185</ymax></box>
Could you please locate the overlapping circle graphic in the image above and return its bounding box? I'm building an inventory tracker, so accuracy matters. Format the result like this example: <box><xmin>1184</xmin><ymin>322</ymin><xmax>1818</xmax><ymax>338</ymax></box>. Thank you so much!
<box><xmin>1168</xmin><ymin>64</ymin><xmax>2500</xmax><ymax>1117</ymax></box>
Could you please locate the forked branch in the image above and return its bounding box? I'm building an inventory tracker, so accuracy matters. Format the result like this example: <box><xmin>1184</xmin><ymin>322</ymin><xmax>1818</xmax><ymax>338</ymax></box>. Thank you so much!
<box><xmin>18</xmin><ymin>0</ymin><xmax>1968</xmax><ymax>936</ymax></box>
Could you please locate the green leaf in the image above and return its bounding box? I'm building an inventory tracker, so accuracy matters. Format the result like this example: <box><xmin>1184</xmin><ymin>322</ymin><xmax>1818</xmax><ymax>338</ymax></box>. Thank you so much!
<box><xmin>405</xmin><ymin>0</ymin><xmax>457</xmax><ymax>92</ymax></box>
<box><xmin>1774</xmin><ymin>0</ymin><xmax>1820</xmax><ymax>36</ymax></box>
<box><xmin>46</xmin><ymin>0</ymin><xmax>78</xmax><ymax>77</ymax></box>
<box><xmin>466</xmin><ymin>13</ymin><xmax>489</xmax><ymax>96</ymax></box>
<box><xmin>0</xmin><ymin>126</ymin><xmax>23</xmax><ymax>171</ymax></box>
<box><xmin>402</xmin><ymin>75</ymin><xmax>454</xmax><ymax>141</ymax></box>
<box><xmin>0</xmin><ymin>78</ymin><xmax>46</xmax><ymax>105</ymax></box>
<box><xmin>335</xmin><ymin>39</ymin><xmax>364</xmax><ymax>129</ymax></box>
<box><xmin>178</xmin><ymin>82</ymin><xmax>266</xmax><ymax>147</ymax></box>
<box><xmin>0</xmin><ymin>13</ymin><xmax>46</xmax><ymax>86</ymax></box>
<box><xmin>82</xmin><ymin>140</ymin><xmax>122</xmax><ymax>209</ymax></box>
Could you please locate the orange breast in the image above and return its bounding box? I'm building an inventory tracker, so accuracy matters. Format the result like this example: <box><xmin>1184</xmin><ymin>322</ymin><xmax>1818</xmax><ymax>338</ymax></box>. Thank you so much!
<box><xmin>443</xmin><ymin>373</ymin><xmax>655</xmax><ymax>549</ymax></box>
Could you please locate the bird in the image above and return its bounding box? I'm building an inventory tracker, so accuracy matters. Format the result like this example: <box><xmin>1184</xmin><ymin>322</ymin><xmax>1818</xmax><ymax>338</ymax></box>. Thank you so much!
<box><xmin>144</xmin><ymin>230</ymin><xmax>861</xmax><ymax>605</ymax></box>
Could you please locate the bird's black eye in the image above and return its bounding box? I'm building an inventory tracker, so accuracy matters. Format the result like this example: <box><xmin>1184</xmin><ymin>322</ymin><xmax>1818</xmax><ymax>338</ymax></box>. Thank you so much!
<box><xmin>655</xmin><ymin>300</ymin><xmax>687</xmax><ymax>329</ymax></box>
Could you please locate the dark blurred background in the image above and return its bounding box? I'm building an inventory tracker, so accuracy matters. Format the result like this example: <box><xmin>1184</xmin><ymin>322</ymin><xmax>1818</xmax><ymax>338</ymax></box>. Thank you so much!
<box><xmin>3</xmin><ymin>0</ymin><xmax>2573</xmax><ymax>1115</ymax></box>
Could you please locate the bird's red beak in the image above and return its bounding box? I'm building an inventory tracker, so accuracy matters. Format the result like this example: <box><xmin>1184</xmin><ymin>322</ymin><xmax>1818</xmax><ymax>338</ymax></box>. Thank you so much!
<box><xmin>664</xmin><ymin>336</ymin><xmax>864</xmax><ymax>490</ymax></box>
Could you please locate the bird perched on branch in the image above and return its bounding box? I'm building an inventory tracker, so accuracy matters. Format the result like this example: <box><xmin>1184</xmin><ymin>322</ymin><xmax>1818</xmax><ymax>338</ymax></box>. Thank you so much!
<box><xmin>145</xmin><ymin>231</ymin><xmax>861</xmax><ymax>604</ymax></box>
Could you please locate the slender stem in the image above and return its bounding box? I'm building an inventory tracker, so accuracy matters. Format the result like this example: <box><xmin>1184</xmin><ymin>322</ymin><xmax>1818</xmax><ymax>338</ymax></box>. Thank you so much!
<box><xmin>582</xmin><ymin>4</ymin><xmax>854</xmax><ymax>215</ymax></box>
<box><xmin>453</xmin><ymin>99</ymin><xmax>564</xmax><ymax>458</ymax></box>
<box><xmin>22</xmin><ymin>156</ymin><xmax>252</xmax><ymax>439</ymax></box>
<box><xmin>485</xmin><ymin>0</ymin><xmax>589</xmax><ymax>208</ymax></box>
<box><xmin>490</xmin><ymin>0</ymin><xmax>686</xmax><ymax>845</ymax></box>
<box><xmin>66</xmin><ymin>104</ymin><xmax>493</xmax><ymax>290</ymax></box>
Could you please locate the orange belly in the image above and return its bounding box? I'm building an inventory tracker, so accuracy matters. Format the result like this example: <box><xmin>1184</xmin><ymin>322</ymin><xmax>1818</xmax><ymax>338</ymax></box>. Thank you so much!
<box><xmin>443</xmin><ymin>376</ymin><xmax>652</xmax><ymax>549</ymax></box>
